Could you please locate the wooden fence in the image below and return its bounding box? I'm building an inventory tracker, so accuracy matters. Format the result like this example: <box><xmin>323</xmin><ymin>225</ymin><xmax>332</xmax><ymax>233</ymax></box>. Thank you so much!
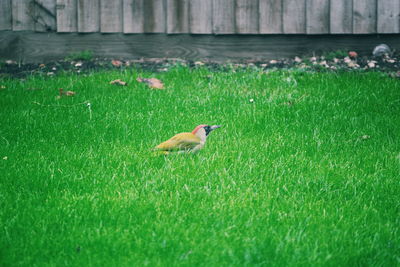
<box><xmin>1</xmin><ymin>0</ymin><xmax>400</xmax><ymax>34</ymax></box>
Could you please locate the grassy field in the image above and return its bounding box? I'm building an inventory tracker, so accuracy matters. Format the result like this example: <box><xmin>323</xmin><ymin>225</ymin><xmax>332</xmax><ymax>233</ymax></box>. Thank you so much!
<box><xmin>0</xmin><ymin>67</ymin><xmax>399</xmax><ymax>266</ymax></box>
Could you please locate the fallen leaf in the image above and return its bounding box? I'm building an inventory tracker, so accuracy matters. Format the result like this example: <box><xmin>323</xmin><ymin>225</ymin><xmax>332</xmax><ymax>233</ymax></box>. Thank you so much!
<box><xmin>294</xmin><ymin>56</ymin><xmax>302</xmax><ymax>63</ymax></box>
<box><xmin>343</xmin><ymin>57</ymin><xmax>352</xmax><ymax>63</ymax></box>
<box><xmin>367</xmin><ymin>61</ymin><xmax>377</xmax><ymax>68</ymax></box>
<box><xmin>348</xmin><ymin>51</ymin><xmax>358</xmax><ymax>58</ymax></box>
<box><xmin>136</xmin><ymin>77</ymin><xmax>164</xmax><ymax>89</ymax></box>
<box><xmin>347</xmin><ymin>62</ymin><xmax>360</xmax><ymax>68</ymax></box>
<box><xmin>111</xmin><ymin>60</ymin><xmax>123</xmax><ymax>67</ymax></box>
<box><xmin>39</xmin><ymin>63</ymin><xmax>46</xmax><ymax>68</ymax></box>
<box><xmin>110</xmin><ymin>79</ymin><xmax>128</xmax><ymax>86</ymax></box>
<box><xmin>65</xmin><ymin>91</ymin><xmax>76</xmax><ymax>96</ymax></box>
<box><xmin>58</xmin><ymin>88</ymin><xmax>76</xmax><ymax>97</ymax></box>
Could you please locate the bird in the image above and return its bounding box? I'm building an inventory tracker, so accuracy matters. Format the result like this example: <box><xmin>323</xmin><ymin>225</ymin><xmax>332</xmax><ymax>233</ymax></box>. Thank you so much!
<box><xmin>154</xmin><ymin>124</ymin><xmax>221</xmax><ymax>154</ymax></box>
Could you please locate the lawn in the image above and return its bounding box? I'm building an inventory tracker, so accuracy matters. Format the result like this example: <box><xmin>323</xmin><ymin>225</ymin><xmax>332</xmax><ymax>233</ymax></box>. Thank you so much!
<box><xmin>0</xmin><ymin>67</ymin><xmax>399</xmax><ymax>266</ymax></box>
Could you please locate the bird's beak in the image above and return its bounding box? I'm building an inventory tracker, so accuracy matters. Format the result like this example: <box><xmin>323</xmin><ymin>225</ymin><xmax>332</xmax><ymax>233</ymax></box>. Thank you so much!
<box><xmin>210</xmin><ymin>125</ymin><xmax>222</xmax><ymax>131</ymax></box>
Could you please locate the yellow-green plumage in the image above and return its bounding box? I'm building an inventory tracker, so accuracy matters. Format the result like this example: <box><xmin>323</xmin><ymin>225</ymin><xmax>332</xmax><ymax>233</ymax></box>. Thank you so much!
<box><xmin>155</xmin><ymin>132</ymin><xmax>201</xmax><ymax>152</ymax></box>
<box><xmin>154</xmin><ymin>124</ymin><xmax>221</xmax><ymax>155</ymax></box>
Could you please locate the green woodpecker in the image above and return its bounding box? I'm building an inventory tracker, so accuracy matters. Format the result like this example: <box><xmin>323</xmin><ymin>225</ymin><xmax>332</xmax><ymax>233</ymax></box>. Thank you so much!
<box><xmin>155</xmin><ymin>124</ymin><xmax>221</xmax><ymax>153</ymax></box>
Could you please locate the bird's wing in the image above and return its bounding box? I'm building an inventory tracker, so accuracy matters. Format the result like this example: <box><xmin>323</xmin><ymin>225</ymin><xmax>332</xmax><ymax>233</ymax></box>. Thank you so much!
<box><xmin>155</xmin><ymin>132</ymin><xmax>201</xmax><ymax>151</ymax></box>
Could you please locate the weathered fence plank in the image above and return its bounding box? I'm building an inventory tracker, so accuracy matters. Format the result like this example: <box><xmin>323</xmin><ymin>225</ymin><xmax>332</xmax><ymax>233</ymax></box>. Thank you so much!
<box><xmin>189</xmin><ymin>0</ymin><xmax>212</xmax><ymax>34</ymax></box>
<box><xmin>34</xmin><ymin>0</ymin><xmax>57</xmax><ymax>32</ymax></box>
<box><xmin>235</xmin><ymin>0</ymin><xmax>259</xmax><ymax>34</ymax></box>
<box><xmin>259</xmin><ymin>0</ymin><xmax>283</xmax><ymax>34</ymax></box>
<box><xmin>213</xmin><ymin>0</ymin><xmax>235</xmax><ymax>34</ymax></box>
<box><xmin>306</xmin><ymin>0</ymin><xmax>329</xmax><ymax>34</ymax></box>
<box><xmin>283</xmin><ymin>0</ymin><xmax>306</xmax><ymax>33</ymax></box>
<box><xmin>167</xmin><ymin>0</ymin><xmax>189</xmax><ymax>33</ymax></box>
<box><xmin>12</xmin><ymin>0</ymin><xmax>35</xmax><ymax>31</ymax></box>
<box><xmin>143</xmin><ymin>0</ymin><xmax>165</xmax><ymax>33</ymax></box>
<box><xmin>57</xmin><ymin>0</ymin><xmax>77</xmax><ymax>32</ymax></box>
<box><xmin>330</xmin><ymin>0</ymin><xmax>352</xmax><ymax>34</ymax></box>
<box><xmin>77</xmin><ymin>0</ymin><xmax>99</xmax><ymax>32</ymax></box>
<box><xmin>353</xmin><ymin>0</ymin><xmax>377</xmax><ymax>34</ymax></box>
<box><xmin>123</xmin><ymin>0</ymin><xmax>143</xmax><ymax>33</ymax></box>
<box><xmin>100</xmin><ymin>0</ymin><xmax>122</xmax><ymax>32</ymax></box>
<box><xmin>377</xmin><ymin>0</ymin><xmax>400</xmax><ymax>33</ymax></box>
<box><xmin>0</xmin><ymin>0</ymin><xmax>12</xmax><ymax>30</ymax></box>
<box><xmin>2</xmin><ymin>0</ymin><xmax>398</xmax><ymax>35</ymax></box>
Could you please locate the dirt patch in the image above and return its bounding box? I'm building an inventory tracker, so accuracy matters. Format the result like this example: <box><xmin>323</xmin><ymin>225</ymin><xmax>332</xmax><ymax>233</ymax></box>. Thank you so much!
<box><xmin>1</xmin><ymin>53</ymin><xmax>399</xmax><ymax>79</ymax></box>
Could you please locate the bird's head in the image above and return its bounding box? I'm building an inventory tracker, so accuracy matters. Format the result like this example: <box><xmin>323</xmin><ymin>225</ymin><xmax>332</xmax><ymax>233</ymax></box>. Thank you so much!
<box><xmin>192</xmin><ymin>124</ymin><xmax>221</xmax><ymax>139</ymax></box>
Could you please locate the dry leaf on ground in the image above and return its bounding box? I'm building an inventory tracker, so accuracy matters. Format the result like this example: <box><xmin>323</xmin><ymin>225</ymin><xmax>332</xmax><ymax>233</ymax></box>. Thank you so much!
<box><xmin>65</xmin><ymin>91</ymin><xmax>76</xmax><ymax>96</ymax></box>
<box><xmin>111</xmin><ymin>60</ymin><xmax>123</xmax><ymax>67</ymax></box>
<box><xmin>110</xmin><ymin>79</ymin><xmax>128</xmax><ymax>86</ymax></box>
<box><xmin>57</xmin><ymin>88</ymin><xmax>76</xmax><ymax>98</ymax></box>
<box><xmin>136</xmin><ymin>77</ymin><xmax>164</xmax><ymax>89</ymax></box>
<box><xmin>348</xmin><ymin>51</ymin><xmax>358</xmax><ymax>58</ymax></box>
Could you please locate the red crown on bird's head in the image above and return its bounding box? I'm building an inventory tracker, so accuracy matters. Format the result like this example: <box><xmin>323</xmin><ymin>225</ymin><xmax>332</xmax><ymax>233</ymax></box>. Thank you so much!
<box><xmin>192</xmin><ymin>124</ymin><xmax>208</xmax><ymax>134</ymax></box>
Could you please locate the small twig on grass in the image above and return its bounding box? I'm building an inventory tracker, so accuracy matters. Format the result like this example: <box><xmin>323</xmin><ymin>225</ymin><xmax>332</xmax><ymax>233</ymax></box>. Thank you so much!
<box><xmin>283</xmin><ymin>94</ymin><xmax>309</xmax><ymax>106</ymax></box>
<box><xmin>32</xmin><ymin>101</ymin><xmax>90</xmax><ymax>107</ymax></box>
<box><xmin>1</xmin><ymin>136</ymin><xmax>10</xmax><ymax>146</ymax></box>
<box><xmin>87</xmin><ymin>102</ymin><xmax>92</xmax><ymax>120</ymax></box>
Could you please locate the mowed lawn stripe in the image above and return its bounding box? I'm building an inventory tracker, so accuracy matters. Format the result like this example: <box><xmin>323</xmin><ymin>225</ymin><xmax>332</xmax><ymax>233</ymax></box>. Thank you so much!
<box><xmin>0</xmin><ymin>68</ymin><xmax>399</xmax><ymax>266</ymax></box>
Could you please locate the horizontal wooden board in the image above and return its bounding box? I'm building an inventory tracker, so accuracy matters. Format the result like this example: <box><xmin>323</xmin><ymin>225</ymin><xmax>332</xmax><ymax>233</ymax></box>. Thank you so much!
<box><xmin>2</xmin><ymin>32</ymin><xmax>400</xmax><ymax>63</ymax></box>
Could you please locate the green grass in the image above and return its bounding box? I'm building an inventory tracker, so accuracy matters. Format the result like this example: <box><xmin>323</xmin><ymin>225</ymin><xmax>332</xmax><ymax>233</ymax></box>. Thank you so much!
<box><xmin>65</xmin><ymin>50</ymin><xmax>93</xmax><ymax>61</ymax></box>
<box><xmin>1</xmin><ymin>67</ymin><xmax>399</xmax><ymax>266</ymax></box>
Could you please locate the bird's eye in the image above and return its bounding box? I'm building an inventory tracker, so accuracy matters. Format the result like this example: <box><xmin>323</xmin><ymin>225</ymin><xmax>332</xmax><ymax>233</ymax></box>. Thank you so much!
<box><xmin>204</xmin><ymin>126</ymin><xmax>211</xmax><ymax>135</ymax></box>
